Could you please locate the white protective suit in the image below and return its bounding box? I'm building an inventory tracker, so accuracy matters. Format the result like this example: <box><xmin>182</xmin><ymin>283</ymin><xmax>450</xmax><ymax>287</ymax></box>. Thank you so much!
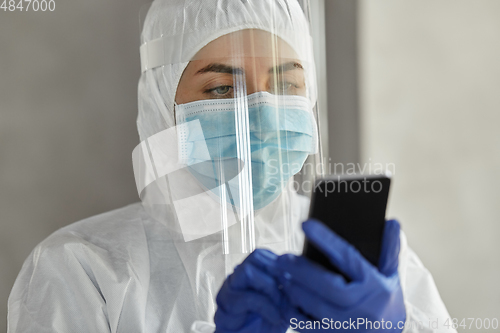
<box><xmin>8</xmin><ymin>0</ymin><xmax>456</xmax><ymax>332</ymax></box>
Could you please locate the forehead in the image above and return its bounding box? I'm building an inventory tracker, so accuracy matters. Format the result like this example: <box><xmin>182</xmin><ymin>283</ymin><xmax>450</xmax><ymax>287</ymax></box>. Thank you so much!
<box><xmin>191</xmin><ymin>29</ymin><xmax>300</xmax><ymax>62</ymax></box>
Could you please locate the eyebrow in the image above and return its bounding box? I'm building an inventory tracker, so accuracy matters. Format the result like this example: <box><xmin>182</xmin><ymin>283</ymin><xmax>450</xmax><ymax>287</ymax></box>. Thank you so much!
<box><xmin>196</xmin><ymin>63</ymin><xmax>244</xmax><ymax>75</ymax></box>
<box><xmin>269</xmin><ymin>61</ymin><xmax>303</xmax><ymax>74</ymax></box>
<box><xmin>195</xmin><ymin>61</ymin><xmax>303</xmax><ymax>76</ymax></box>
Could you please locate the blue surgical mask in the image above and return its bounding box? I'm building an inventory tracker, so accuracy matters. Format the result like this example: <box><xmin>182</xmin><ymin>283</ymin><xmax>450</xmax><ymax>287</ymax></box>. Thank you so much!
<box><xmin>175</xmin><ymin>91</ymin><xmax>317</xmax><ymax>210</ymax></box>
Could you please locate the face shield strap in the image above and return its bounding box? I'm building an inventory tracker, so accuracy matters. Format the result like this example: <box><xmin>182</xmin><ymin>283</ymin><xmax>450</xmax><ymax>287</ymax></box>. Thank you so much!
<box><xmin>139</xmin><ymin>27</ymin><xmax>314</xmax><ymax>73</ymax></box>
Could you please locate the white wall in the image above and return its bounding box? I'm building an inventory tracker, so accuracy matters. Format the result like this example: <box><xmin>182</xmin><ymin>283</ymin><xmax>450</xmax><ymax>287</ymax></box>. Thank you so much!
<box><xmin>359</xmin><ymin>0</ymin><xmax>500</xmax><ymax>327</ymax></box>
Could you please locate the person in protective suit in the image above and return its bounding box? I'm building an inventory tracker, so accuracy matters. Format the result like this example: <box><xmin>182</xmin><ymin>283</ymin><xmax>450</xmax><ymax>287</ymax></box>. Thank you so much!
<box><xmin>8</xmin><ymin>1</ymin><xmax>455</xmax><ymax>332</ymax></box>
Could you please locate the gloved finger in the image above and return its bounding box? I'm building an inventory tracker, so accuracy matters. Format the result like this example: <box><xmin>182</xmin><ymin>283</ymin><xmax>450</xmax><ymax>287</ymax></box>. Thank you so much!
<box><xmin>244</xmin><ymin>248</ymin><xmax>280</xmax><ymax>276</ymax></box>
<box><xmin>378</xmin><ymin>219</ymin><xmax>401</xmax><ymax>277</ymax></box>
<box><xmin>276</xmin><ymin>254</ymin><xmax>365</xmax><ymax>307</ymax></box>
<box><xmin>214</xmin><ymin>305</ymin><xmax>249</xmax><ymax>331</ymax></box>
<box><xmin>279</xmin><ymin>293</ymin><xmax>337</xmax><ymax>333</ymax></box>
<box><xmin>214</xmin><ymin>311</ymin><xmax>265</xmax><ymax>333</ymax></box>
<box><xmin>302</xmin><ymin>220</ymin><xmax>375</xmax><ymax>281</ymax></box>
<box><xmin>279</xmin><ymin>280</ymin><xmax>341</xmax><ymax>320</ymax></box>
<box><xmin>230</xmin><ymin>258</ymin><xmax>281</xmax><ymax>303</ymax></box>
<box><xmin>216</xmin><ymin>282</ymin><xmax>281</xmax><ymax>324</ymax></box>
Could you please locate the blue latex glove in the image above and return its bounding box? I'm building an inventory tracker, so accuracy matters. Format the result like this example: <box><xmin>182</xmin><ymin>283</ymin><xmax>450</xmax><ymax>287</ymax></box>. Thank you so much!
<box><xmin>214</xmin><ymin>249</ymin><xmax>290</xmax><ymax>333</ymax></box>
<box><xmin>277</xmin><ymin>219</ymin><xmax>406</xmax><ymax>332</ymax></box>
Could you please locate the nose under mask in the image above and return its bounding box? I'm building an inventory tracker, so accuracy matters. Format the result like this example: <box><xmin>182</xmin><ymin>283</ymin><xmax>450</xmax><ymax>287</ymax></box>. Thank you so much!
<box><xmin>175</xmin><ymin>91</ymin><xmax>317</xmax><ymax>210</ymax></box>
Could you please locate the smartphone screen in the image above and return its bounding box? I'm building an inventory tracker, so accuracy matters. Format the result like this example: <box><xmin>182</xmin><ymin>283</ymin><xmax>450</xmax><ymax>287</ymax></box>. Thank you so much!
<box><xmin>303</xmin><ymin>174</ymin><xmax>391</xmax><ymax>276</ymax></box>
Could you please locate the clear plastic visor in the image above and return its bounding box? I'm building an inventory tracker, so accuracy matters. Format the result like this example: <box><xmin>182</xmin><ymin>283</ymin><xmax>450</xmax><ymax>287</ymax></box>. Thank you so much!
<box><xmin>135</xmin><ymin>24</ymin><xmax>321</xmax><ymax>255</ymax></box>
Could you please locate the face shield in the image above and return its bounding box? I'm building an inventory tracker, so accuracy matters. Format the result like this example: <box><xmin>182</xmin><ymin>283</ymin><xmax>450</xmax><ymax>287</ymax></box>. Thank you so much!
<box><xmin>134</xmin><ymin>0</ymin><xmax>323</xmax><ymax>325</ymax></box>
<box><xmin>134</xmin><ymin>0</ymin><xmax>322</xmax><ymax>257</ymax></box>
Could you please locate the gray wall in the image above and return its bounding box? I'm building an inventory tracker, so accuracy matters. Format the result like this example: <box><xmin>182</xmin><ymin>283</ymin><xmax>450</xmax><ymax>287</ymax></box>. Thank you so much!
<box><xmin>359</xmin><ymin>0</ymin><xmax>500</xmax><ymax>328</ymax></box>
<box><xmin>325</xmin><ymin>0</ymin><xmax>360</xmax><ymax>165</ymax></box>
<box><xmin>0</xmin><ymin>1</ymin><xmax>149</xmax><ymax>331</ymax></box>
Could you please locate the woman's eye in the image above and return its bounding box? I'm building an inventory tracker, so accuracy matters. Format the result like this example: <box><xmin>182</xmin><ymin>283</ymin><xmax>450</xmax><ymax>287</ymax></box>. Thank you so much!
<box><xmin>214</xmin><ymin>86</ymin><xmax>231</xmax><ymax>95</ymax></box>
<box><xmin>273</xmin><ymin>81</ymin><xmax>299</xmax><ymax>94</ymax></box>
<box><xmin>205</xmin><ymin>85</ymin><xmax>233</xmax><ymax>98</ymax></box>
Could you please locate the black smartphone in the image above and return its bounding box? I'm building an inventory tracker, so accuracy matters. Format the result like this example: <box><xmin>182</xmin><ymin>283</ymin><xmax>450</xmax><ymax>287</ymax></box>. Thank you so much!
<box><xmin>303</xmin><ymin>173</ymin><xmax>391</xmax><ymax>277</ymax></box>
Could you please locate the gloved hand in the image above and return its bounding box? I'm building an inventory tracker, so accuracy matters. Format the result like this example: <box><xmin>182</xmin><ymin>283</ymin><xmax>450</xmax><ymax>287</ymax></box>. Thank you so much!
<box><xmin>277</xmin><ymin>219</ymin><xmax>406</xmax><ymax>332</ymax></box>
<box><xmin>214</xmin><ymin>249</ymin><xmax>290</xmax><ymax>333</ymax></box>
